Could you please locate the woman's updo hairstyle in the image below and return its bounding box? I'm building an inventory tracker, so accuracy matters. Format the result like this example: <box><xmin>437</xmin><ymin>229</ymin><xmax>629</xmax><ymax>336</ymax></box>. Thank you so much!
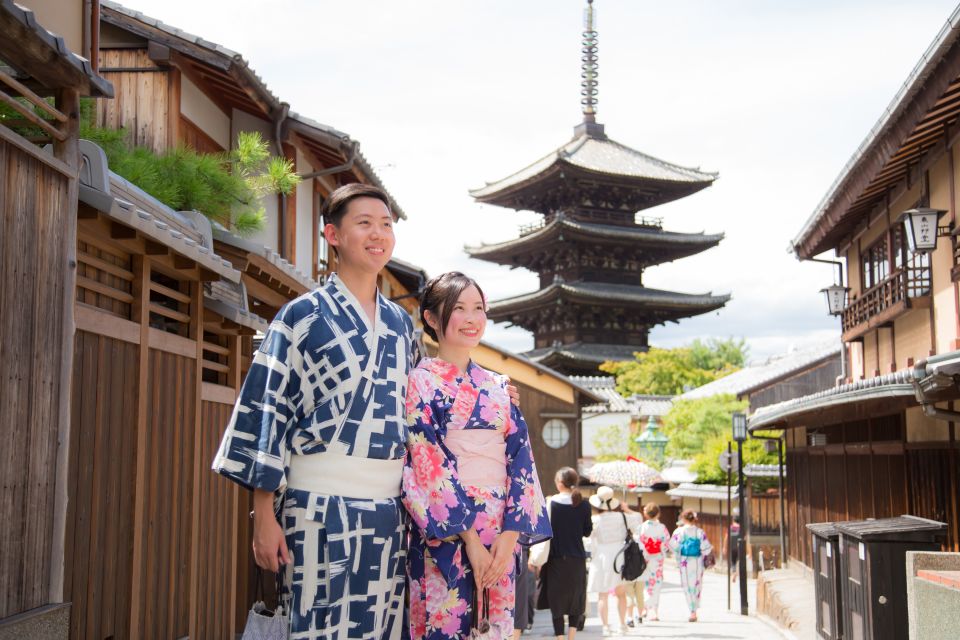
<box><xmin>555</xmin><ymin>466</ymin><xmax>583</xmax><ymax>506</ymax></box>
<box><xmin>419</xmin><ymin>271</ymin><xmax>486</xmax><ymax>342</ymax></box>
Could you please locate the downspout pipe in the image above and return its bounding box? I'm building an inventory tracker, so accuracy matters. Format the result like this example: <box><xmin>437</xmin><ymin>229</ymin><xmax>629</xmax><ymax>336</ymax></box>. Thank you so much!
<box><xmin>806</xmin><ymin>256</ymin><xmax>848</xmax><ymax>384</ymax></box>
<box><xmin>298</xmin><ymin>139</ymin><xmax>359</xmax><ymax>181</ymax></box>
<box><xmin>273</xmin><ymin>103</ymin><xmax>290</xmax><ymax>259</ymax></box>
<box><xmin>750</xmin><ymin>431</ymin><xmax>788</xmax><ymax>567</ymax></box>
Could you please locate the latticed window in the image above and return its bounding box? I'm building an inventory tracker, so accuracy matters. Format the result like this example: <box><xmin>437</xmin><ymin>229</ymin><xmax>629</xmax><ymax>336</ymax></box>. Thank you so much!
<box><xmin>861</xmin><ymin>237</ymin><xmax>888</xmax><ymax>289</ymax></box>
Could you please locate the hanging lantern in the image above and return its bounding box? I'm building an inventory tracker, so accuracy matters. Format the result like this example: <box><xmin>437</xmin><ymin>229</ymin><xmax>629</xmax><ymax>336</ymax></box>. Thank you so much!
<box><xmin>820</xmin><ymin>284</ymin><xmax>849</xmax><ymax>316</ymax></box>
<box><xmin>635</xmin><ymin>415</ymin><xmax>669</xmax><ymax>467</ymax></box>
<box><xmin>899</xmin><ymin>208</ymin><xmax>947</xmax><ymax>254</ymax></box>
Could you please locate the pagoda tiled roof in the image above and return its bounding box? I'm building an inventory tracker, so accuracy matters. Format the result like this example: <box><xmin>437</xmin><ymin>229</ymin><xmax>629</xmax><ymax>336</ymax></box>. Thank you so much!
<box><xmin>466</xmin><ymin>215</ymin><xmax>723</xmax><ymax>262</ymax></box>
<box><xmin>527</xmin><ymin>342</ymin><xmax>642</xmax><ymax>366</ymax></box>
<box><xmin>470</xmin><ymin>129</ymin><xmax>717</xmax><ymax>207</ymax></box>
<box><xmin>488</xmin><ymin>281</ymin><xmax>730</xmax><ymax>317</ymax></box>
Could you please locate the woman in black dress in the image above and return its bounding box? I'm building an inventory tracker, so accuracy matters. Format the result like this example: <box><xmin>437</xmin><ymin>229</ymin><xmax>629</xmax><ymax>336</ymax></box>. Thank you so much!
<box><xmin>531</xmin><ymin>467</ymin><xmax>593</xmax><ymax>640</ymax></box>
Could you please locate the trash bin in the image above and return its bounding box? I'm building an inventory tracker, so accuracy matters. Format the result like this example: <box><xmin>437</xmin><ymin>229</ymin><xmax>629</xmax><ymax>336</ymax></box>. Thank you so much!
<box><xmin>835</xmin><ymin>515</ymin><xmax>947</xmax><ymax>640</ymax></box>
<box><xmin>807</xmin><ymin>522</ymin><xmax>843</xmax><ymax>640</ymax></box>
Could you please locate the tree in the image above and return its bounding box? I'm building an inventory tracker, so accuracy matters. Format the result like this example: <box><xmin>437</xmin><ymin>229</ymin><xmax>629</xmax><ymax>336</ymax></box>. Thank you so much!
<box><xmin>592</xmin><ymin>423</ymin><xmax>631</xmax><ymax>462</ymax></box>
<box><xmin>661</xmin><ymin>394</ymin><xmax>748</xmax><ymax>459</ymax></box>
<box><xmin>599</xmin><ymin>338</ymin><xmax>748</xmax><ymax>397</ymax></box>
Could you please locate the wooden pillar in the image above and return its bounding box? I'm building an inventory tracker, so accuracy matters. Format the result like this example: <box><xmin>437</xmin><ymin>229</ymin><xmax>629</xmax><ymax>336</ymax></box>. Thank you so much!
<box><xmin>128</xmin><ymin>256</ymin><xmax>151</xmax><ymax>637</ymax></box>
<box><xmin>188</xmin><ymin>281</ymin><xmax>204</xmax><ymax>638</ymax></box>
<box><xmin>167</xmin><ymin>67</ymin><xmax>181</xmax><ymax>149</ymax></box>
<box><xmin>49</xmin><ymin>87</ymin><xmax>81</xmax><ymax>603</ymax></box>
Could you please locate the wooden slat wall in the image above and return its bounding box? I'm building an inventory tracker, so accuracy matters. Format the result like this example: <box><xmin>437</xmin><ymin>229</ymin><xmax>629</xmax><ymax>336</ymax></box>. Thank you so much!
<box><xmin>514</xmin><ymin>380</ymin><xmax>580</xmax><ymax>485</ymax></box>
<box><xmin>196</xmin><ymin>399</ymin><xmax>240</xmax><ymax>640</ymax></box>
<box><xmin>785</xmin><ymin>424</ymin><xmax>957</xmax><ymax>567</ymax></box>
<box><xmin>64</xmin><ymin>331</ymin><xmax>139</xmax><ymax>639</ymax></box>
<box><xmin>97</xmin><ymin>50</ymin><xmax>169</xmax><ymax>153</ymax></box>
<box><xmin>0</xmin><ymin>140</ymin><xmax>72</xmax><ymax>619</ymax></box>
<box><xmin>128</xmin><ymin>349</ymin><xmax>196</xmax><ymax>638</ymax></box>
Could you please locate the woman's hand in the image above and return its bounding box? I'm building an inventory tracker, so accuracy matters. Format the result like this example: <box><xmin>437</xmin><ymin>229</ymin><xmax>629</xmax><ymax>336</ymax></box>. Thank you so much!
<box><xmin>486</xmin><ymin>530</ymin><xmax>520</xmax><ymax>588</ymax></box>
<box><xmin>462</xmin><ymin>533</ymin><xmax>493</xmax><ymax>589</ymax></box>
<box><xmin>252</xmin><ymin>489</ymin><xmax>290</xmax><ymax>573</ymax></box>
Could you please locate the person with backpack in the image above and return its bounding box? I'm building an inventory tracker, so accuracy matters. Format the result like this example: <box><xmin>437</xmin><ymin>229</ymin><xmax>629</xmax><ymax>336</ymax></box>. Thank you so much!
<box><xmin>637</xmin><ymin>503</ymin><xmax>670</xmax><ymax>621</ymax></box>
<box><xmin>668</xmin><ymin>509</ymin><xmax>714</xmax><ymax>622</ymax></box>
<box><xmin>587</xmin><ymin>486</ymin><xmax>641</xmax><ymax>635</ymax></box>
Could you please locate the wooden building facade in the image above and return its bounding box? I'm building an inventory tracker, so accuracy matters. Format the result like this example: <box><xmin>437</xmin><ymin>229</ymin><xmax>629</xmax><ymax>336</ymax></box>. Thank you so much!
<box><xmin>1</xmin><ymin>2</ymin><xmax>415</xmax><ymax>638</ymax></box>
<box><xmin>750</xmin><ymin>6</ymin><xmax>960</xmax><ymax>569</ymax></box>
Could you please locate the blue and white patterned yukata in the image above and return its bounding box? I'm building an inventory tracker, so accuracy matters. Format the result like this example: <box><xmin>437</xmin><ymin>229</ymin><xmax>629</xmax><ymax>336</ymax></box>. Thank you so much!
<box><xmin>213</xmin><ymin>273</ymin><xmax>417</xmax><ymax>640</ymax></box>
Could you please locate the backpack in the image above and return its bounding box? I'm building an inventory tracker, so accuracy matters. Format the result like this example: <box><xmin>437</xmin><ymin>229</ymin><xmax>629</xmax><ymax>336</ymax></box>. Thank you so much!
<box><xmin>679</xmin><ymin>532</ymin><xmax>702</xmax><ymax>557</ymax></box>
<box><xmin>614</xmin><ymin>513</ymin><xmax>646</xmax><ymax>581</ymax></box>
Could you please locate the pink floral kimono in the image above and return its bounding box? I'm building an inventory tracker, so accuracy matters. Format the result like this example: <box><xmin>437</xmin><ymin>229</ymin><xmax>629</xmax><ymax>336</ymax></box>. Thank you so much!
<box><xmin>401</xmin><ymin>358</ymin><xmax>551</xmax><ymax>640</ymax></box>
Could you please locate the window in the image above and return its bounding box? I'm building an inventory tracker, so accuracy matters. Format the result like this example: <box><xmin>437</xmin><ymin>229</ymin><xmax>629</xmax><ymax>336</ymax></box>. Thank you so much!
<box><xmin>542</xmin><ymin>419</ymin><xmax>570</xmax><ymax>449</ymax></box>
<box><xmin>861</xmin><ymin>237</ymin><xmax>888</xmax><ymax>289</ymax></box>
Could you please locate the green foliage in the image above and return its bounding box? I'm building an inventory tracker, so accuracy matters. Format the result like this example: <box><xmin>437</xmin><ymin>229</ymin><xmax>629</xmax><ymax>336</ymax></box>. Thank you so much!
<box><xmin>662</xmin><ymin>394</ymin><xmax>748</xmax><ymax>459</ymax></box>
<box><xmin>659</xmin><ymin>394</ymin><xmax>778</xmax><ymax>484</ymax></box>
<box><xmin>74</xmin><ymin>101</ymin><xmax>299</xmax><ymax>235</ymax></box>
<box><xmin>600</xmin><ymin>338</ymin><xmax>748</xmax><ymax>397</ymax></box>
<box><xmin>592</xmin><ymin>423</ymin><xmax>631</xmax><ymax>462</ymax></box>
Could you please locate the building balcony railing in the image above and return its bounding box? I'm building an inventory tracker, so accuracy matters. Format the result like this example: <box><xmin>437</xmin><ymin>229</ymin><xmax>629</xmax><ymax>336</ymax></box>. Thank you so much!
<box><xmin>841</xmin><ymin>266</ymin><xmax>931</xmax><ymax>342</ymax></box>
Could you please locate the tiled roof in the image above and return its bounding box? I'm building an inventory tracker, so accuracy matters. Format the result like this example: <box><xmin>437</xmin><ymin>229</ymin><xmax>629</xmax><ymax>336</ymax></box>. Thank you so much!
<box><xmin>1</xmin><ymin>0</ymin><xmax>113</xmax><ymax>96</ymax></box>
<box><xmin>466</xmin><ymin>215</ymin><xmax>724</xmax><ymax>258</ymax></box>
<box><xmin>679</xmin><ymin>342</ymin><xmax>841</xmax><ymax>400</ymax></box>
<box><xmin>491</xmin><ymin>281</ymin><xmax>730</xmax><ymax>313</ymax></box>
<box><xmin>666</xmin><ymin>483</ymin><xmax>738</xmax><ymax>500</ymax></box>
<box><xmin>526</xmin><ymin>342</ymin><xmax>642</xmax><ymax>366</ymax></box>
<box><xmin>211</xmin><ymin>223</ymin><xmax>319</xmax><ymax>292</ymax></box>
<box><xmin>570</xmin><ymin>376</ymin><xmax>631</xmax><ymax>413</ymax></box>
<box><xmin>471</xmin><ymin>132</ymin><xmax>717</xmax><ymax>199</ymax></box>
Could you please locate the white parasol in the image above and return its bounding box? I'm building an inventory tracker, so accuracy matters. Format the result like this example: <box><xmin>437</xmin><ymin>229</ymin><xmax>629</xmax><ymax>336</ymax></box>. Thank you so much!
<box><xmin>584</xmin><ymin>458</ymin><xmax>663</xmax><ymax>488</ymax></box>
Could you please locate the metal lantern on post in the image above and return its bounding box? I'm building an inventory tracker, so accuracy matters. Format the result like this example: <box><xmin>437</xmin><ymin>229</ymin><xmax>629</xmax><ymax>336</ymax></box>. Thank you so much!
<box><xmin>731</xmin><ymin>411</ymin><xmax>749</xmax><ymax>616</ymax></box>
<box><xmin>635</xmin><ymin>414</ymin><xmax>669</xmax><ymax>468</ymax></box>
<box><xmin>899</xmin><ymin>207</ymin><xmax>947</xmax><ymax>254</ymax></box>
<box><xmin>820</xmin><ymin>284</ymin><xmax>849</xmax><ymax>316</ymax></box>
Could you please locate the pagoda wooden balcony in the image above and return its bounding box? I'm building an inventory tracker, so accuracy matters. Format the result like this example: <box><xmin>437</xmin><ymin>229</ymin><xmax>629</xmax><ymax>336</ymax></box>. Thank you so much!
<box><xmin>841</xmin><ymin>267</ymin><xmax>931</xmax><ymax>342</ymax></box>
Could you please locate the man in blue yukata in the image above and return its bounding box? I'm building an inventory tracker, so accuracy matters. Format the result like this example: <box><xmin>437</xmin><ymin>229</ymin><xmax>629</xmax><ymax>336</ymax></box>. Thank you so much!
<box><xmin>213</xmin><ymin>183</ymin><xmax>417</xmax><ymax>639</ymax></box>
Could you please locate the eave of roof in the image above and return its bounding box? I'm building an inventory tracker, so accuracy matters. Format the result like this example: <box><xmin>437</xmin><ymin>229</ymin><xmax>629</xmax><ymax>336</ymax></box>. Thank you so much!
<box><xmin>793</xmin><ymin>4</ymin><xmax>960</xmax><ymax>259</ymax></box>
<box><xmin>527</xmin><ymin>342</ymin><xmax>642</xmax><ymax>366</ymax></box>
<box><xmin>0</xmin><ymin>0</ymin><xmax>113</xmax><ymax>97</ymax></box>
<box><xmin>666</xmin><ymin>483</ymin><xmax>738</xmax><ymax>500</ymax></box>
<box><xmin>477</xmin><ymin>340</ymin><xmax>604</xmax><ymax>403</ymax></box>
<box><xmin>211</xmin><ymin>223</ymin><xmax>318</xmax><ymax>292</ymax></box>
<box><xmin>489</xmin><ymin>282</ymin><xmax>731</xmax><ymax>315</ymax></box>
<box><xmin>471</xmin><ymin>130</ymin><xmax>716</xmax><ymax>203</ymax></box>
<box><xmin>466</xmin><ymin>215</ymin><xmax>724</xmax><ymax>260</ymax></box>
<box><xmin>101</xmin><ymin>2</ymin><xmax>407</xmax><ymax>220</ymax></box>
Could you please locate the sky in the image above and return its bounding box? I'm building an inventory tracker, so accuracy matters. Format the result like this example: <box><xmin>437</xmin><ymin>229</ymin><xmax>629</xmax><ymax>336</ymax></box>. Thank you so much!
<box><xmin>123</xmin><ymin>0</ymin><xmax>960</xmax><ymax>364</ymax></box>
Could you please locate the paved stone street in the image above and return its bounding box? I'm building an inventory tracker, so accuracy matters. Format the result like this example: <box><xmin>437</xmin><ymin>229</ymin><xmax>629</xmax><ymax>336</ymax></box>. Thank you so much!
<box><xmin>526</xmin><ymin>559</ymin><xmax>789</xmax><ymax>640</ymax></box>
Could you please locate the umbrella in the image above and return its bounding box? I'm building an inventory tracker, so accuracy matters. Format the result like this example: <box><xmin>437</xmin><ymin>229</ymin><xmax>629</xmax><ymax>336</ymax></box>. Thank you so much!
<box><xmin>584</xmin><ymin>459</ymin><xmax>663</xmax><ymax>488</ymax></box>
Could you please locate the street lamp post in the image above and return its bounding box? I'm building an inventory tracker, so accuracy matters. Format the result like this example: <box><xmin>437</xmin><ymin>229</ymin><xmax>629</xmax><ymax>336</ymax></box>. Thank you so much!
<box><xmin>732</xmin><ymin>411</ymin><xmax>749</xmax><ymax>616</ymax></box>
<box><xmin>635</xmin><ymin>414</ymin><xmax>669</xmax><ymax>467</ymax></box>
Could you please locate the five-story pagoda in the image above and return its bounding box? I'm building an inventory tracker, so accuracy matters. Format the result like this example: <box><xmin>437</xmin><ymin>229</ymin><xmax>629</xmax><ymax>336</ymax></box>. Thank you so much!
<box><xmin>468</xmin><ymin>0</ymin><xmax>729</xmax><ymax>375</ymax></box>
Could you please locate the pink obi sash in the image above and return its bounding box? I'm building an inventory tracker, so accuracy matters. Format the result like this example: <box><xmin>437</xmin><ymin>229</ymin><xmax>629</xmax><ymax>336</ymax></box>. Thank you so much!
<box><xmin>444</xmin><ymin>429</ymin><xmax>507</xmax><ymax>489</ymax></box>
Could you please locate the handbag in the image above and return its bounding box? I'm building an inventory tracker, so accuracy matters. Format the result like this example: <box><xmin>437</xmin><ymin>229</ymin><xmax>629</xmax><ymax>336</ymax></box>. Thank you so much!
<box><xmin>470</xmin><ymin>587</ymin><xmax>493</xmax><ymax>639</ymax></box>
<box><xmin>703</xmin><ymin>551</ymin><xmax>717</xmax><ymax>569</ymax></box>
<box><xmin>240</xmin><ymin>569</ymin><xmax>289</xmax><ymax>640</ymax></box>
<box><xmin>613</xmin><ymin>513</ymin><xmax>646</xmax><ymax>581</ymax></box>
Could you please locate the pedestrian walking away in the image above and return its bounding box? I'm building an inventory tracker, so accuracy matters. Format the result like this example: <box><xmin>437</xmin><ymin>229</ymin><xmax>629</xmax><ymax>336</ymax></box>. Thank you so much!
<box><xmin>587</xmin><ymin>486</ymin><xmax>641</xmax><ymax>636</ymax></box>
<box><xmin>669</xmin><ymin>509</ymin><xmax>713</xmax><ymax>622</ymax></box>
<box><xmin>637</xmin><ymin>502</ymin><xmax>670</xmax><ymax>621</ymax></box>
<box><xmin>530</xmin><ymin>467</ymin><xmax>593</xmax><ymax>640</ymax></box>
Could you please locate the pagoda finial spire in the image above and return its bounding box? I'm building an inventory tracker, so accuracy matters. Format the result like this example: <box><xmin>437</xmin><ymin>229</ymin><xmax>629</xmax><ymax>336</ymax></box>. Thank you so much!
<box><xmin>576</xmin><ymin>0</ymin><xmax>606</xmax><ymax>138</ymax></box>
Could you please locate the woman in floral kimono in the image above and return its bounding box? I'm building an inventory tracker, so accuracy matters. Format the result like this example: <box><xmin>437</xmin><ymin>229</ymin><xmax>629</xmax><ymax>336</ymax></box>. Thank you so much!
<box><xmin>637</xmin><ymin>503</ymin><xmax>670</xmax><ymax>621</ymax></box>
<box><xmin>668</xmin><ymin>509</ymin><xmax>713</xmax><ymax>622</ymax></box>
<box><xmin>401</xmin><ymin>272</ymin><xmax>552</xmax><ymax>640</ymax></box>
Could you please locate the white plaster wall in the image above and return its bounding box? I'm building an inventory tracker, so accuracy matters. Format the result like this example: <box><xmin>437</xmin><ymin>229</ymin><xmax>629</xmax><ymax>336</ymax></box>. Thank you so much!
<box><xmin>295</xmin><ymin>149</ymin><xmax>314</xmax><ymax>276</ymax></box>
<box><xmin>232</xmin><ymin>109</ymin><xmax>278</xmax><ymax>253</ymax></box>
<box><xmin>180</xmin><ymin>76</ymin><xmax>230</xmax><ymax>149</ymax></box>
<box><xmin>581</xmin><ymin>412</ymin><xmax>631</xmax><ymax>458</ymax></box>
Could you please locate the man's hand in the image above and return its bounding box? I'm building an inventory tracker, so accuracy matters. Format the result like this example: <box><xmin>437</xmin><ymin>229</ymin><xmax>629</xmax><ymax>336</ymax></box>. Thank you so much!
<box><xmin>506</xmin><ymin>380</ymin><xmax>520</xmax><ymax>406</ymax></box>
<box><xmin>486</xmin><ymin>530</ymin><xmax>520</xmax><ymax>587</ymax></box>
<box><xmin>252</xmin><ymin>489</ymin><xmax>290</xmax><ymax>573</ymax></box>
